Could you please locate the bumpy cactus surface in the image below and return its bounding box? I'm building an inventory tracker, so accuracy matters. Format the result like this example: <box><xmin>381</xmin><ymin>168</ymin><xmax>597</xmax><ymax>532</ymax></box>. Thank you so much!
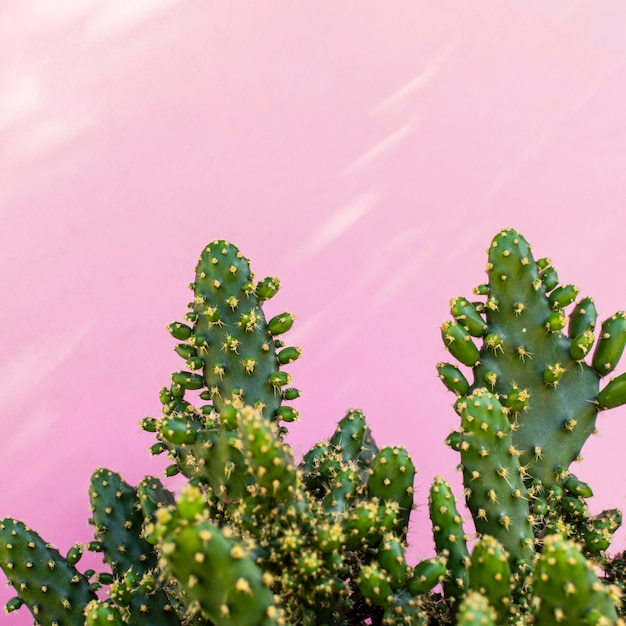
<box><xmin>2</xmin><ymin>229</ymin><xmax>626</xmax><ymax>625</ymax></box>
<box><xmin>441</xmin><ymin>229</ymin><xmax>626</xmax><ymax>487</ymax></box>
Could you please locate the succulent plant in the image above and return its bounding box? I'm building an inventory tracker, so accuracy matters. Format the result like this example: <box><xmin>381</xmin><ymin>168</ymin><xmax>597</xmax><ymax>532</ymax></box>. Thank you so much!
<box><xmin>440</xmin><ymin>229</ymin><xmax>626</xmax><ymax>489</ymax></box>
<box><xmin>2</xmin><ymin>229</ymin><xmax>626</xmax><ymax>625</ymax></box>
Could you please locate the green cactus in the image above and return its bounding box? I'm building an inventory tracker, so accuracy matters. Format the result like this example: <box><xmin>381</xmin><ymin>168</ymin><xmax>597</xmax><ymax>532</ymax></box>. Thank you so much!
<box><xmin>84</xmin><ymin>600</ymin><xmax>125</xmax><ymax>626</ymax></box>
<box><xmin>0</xmin><ymin>518</ymin><xmax>97</xmax><ymax>626</ymax></box>
<box><xmin>434</xmin><ymin>227</ymin><xmax>626</xmax><ymax>619</ymax></box>
<box><xmin>4</xmin><ymin>231</ymin><xmax>626</xmax><ymax>626</ymax></box>
<box><xmin>155</xmin><ymin>495</ymin><xmax>281</xmax><ymax>626</ymax></box>
<box><xmin>440</xmin><ymin>227</ymin><xmax>626</xmax><ymax>491</ymax></box>
<box><xmin>367</xmin><ymin>446</ymin><xmax>416</xmax><ymax>539</ymax></box>
<box><xmin>458</xmin><ymin>388</ymin><xmax>534</xmax><ymax>571</ymax></box>
<box><xmin>428</xmin><ymin>475</ymin><xmax>470</xmax><ymax>605</ymax></box>
<box><xmin>0</xmin><ymin>472</ymin><xmax>192</xmax><ymax>626</ymax></box>
<box><xmin>407</xmin><ymin>556</ymin><xmax>447</xmax><ymax>596</ymax></box>
<box><xmin>89</xmin><ymin>468</ymin><xmax>159</xmax><ymax>577</ymax></box>
<box><xmin>357</xmin><ymin>561</ymin><xmax>395</xmax><ymax>608</ymax></box>
<box><xmin>167</xmin><ymin>239</ymin><xmax>300</xmax><ymax>424</ymax></box>
<box><xmin>136</xmin><ymin>474</ymin><xmax>176</xmax><ymax>544</ymax></box>
<box><xmin>455</xmin><ymin>591</ymin><xmax>497</xmax><ymax>626</ymax></box>
<box><xmin>382</xmin><ymin>591</ymin><xmax>430</xmax><ymax>626</ymax></box>
<box><xmin>299</xmin><ymin>409</ymin><xmax>379</xmax><ymax>504</ymax></box>
<box><xmin>467</xmin><ymin>535</ymin><xmax>511</xmax><ymax>623</ymax></box>
<box><xmin>149</xmin><ymin>239</ymin><xmax>302</xmax><ymax>485</ymax></box>
<box><xmin>89</xmin><ymin>468</ymin><xmax>188</xmax><ymax>625</ymax></box>
<box><xmin>532</xmin><ymin>534</ymin><xmax>622</xmax><ymax>625</ymax></box>
<box><xmin>329</xmin><ymin>408</ymin><xmax>379</xmax><ymax>483</ymax></box>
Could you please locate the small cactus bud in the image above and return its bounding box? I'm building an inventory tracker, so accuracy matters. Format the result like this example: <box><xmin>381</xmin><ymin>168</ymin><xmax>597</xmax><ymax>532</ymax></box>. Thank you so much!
<box><xmin>282</xmin><ymin>387</ymin><xmax>301</xmax><ymax>401</ymax></box>
<box><xmin>545</xmin><ymin>311</ymin><xmax>567</xmax><ymax>332</ymax></box>
<box><xmin>171</xmin><ymin>371</ymin><xmax>204</xmax><ymax>390</ymax></box>
<box><xmin>268</xmin><ymin>312</ymin><xmax>295</xmax><ymax>335</ymax></box>
<box><xmin>140</xmin><ymin>417</ymin><xmax>157</xmax><ymax>432</ymax></box>
<box><xmin>543</xmin><ymin>362</ymin><xmax>566</xmax><ymax>386</ymax></box>
<box><xmin>275</xmin><ymin>406</ymin><xmax>299</xmax><ymax>422</ymax></box>
<box><xmin>165</xmin><ymin>464</ymin><xmax>180</xmax><ymax>477</ymax></box>
<box><xmin>268</xmin><ymin>371</ymin><xmax>291</xmax><ymax>388</ymax></box>
<box><xmin>441</xmin><ymin>321</ymin><xmax>480</xmax><ymax>366</ymax></box>
<box><xmin>5</xmin><ymin>597</ymin><xmax>24</xmax><ymax>613</ymax></box>
<box><xmin>597</xmin><ymin>372</ymin><xmax>626</xmax><ymax>409</ymax></box>
<box><xmin>570</xmin><ymin>330</ymin><xmax>595</xmax><ymax>361</ymax></box>
<box><xmin>66</xmin><ymin>543</ymin><xmax>83</xmax><ymax>565</ymax></box>
<box><xmin>167</xmin><ymin>322</ymin><xmax>193</xmax><ymax>340</ymax></box>
<box><xmin>450</xmin><ymin>296</ymin><xmax>487</xmax><ymax>337</ymax></box>
<box><xmin>277</xmin><ymin>346</ymin><xmax>302</xmax><ymax>365</ymax></box>
<box><xmin>256</xmin><ymin>276</ymin><xmax>280</xmax><ymax>301</ymax></box>
<box><xmin>437</xmin><ymin>362</ymin><xmax>470</xmax><ymax>396</ymax></box>
<box><xmin>548</xmin><ymin>284</ymin><xmax>579</xmax><ymax>309</ymax></box>
<box><xmin>540</xmin><ymin>265</ymin><xmax>559</xmax><ymax>291</ymax></box>
<box><xmin>592</xmin><ymin>312</ymin><xmax>626</xmax><ymax>376</ymax></box>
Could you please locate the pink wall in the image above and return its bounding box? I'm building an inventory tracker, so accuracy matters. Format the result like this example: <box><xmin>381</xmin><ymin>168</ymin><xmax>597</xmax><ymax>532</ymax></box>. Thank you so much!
<box><xmin>3</xmin><ymin>2</ymin><xmax>626</xmax><ymax>620</ymax></box>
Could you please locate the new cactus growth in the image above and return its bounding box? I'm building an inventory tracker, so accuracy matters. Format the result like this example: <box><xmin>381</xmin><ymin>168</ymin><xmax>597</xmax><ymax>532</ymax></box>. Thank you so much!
<box><xmin>2</xmin><ymin>228</ymin><xmax>626</xmax><ymax>626</ymax></box>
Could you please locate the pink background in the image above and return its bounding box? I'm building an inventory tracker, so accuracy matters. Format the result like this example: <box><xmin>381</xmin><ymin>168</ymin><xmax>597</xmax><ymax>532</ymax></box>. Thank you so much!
<box><xmin>3</xmin><ymin>2</ymin><xmax>626</xmax><ymax>620</ymax></box>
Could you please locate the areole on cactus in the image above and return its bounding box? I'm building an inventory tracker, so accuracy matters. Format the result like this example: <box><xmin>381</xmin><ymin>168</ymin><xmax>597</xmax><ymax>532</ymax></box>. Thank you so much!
<box><xmin>1</xmin><ymin>228</ymin><xmax>626</xmax><ymax>625</ymax></box>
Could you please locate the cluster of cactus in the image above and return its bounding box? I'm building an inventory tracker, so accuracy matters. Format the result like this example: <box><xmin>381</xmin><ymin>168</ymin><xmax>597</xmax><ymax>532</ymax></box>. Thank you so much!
<box><xmin>2</xmin><ymin>229</ymin><xmax>626</xmax><ymax>625</ymax></box>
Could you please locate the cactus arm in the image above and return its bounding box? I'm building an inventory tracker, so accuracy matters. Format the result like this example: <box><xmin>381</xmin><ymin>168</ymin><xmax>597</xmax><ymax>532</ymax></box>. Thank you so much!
<box><xmin>156</xmin><ymin>502</ymin><xmax>281</xmax><ymax>626</ymax></box>
<box><xmin>0</xmin><ymin>518</ymin><xmax>97</xmax><ymax>626</ymax></box>
<box><xmin>147</xmin><ymin>240</ymin><xmax>302</xmax><ymax>488</ymax></box>
<box><xmin>382</xmin><ymin>591</ymin><xmax>430</xmax><ymax>626</ymax></box>
<box><xmin>89</xmin><ymin>469</ymin><xmax>188</xmax><ymax>625</ymax></box>
<box><xmin>428</xmin><ymin>476</ymin><xmax>470</xmax><ymax>604</ymax></box>
<box><xmin>184</xmin><ymin>240</ymin><xmax>299</xmax><ymax>423</ymax></box>
<box><xmin>322</xmin><ymin>464</ymin><xmax>362</xmax><ymax>513</ymax></box>
<box><xmin>136</xmin><ymin>475</ymin><xmax>176</xmax><ymax>544</ymax></box>
<box><xmin>459</xmin><ymin>388</ymin><xmax>535</xmax><ymax>571</ymax></box>
<box><xmin>366</xmin><ymin>446</ymin><xmax>416</xmax><ymax>539</ymax></box>
<box><xmin>455</xmin><ymin>591</ymin><xmax>497</xmax><ymax>626</ymax></box>
<box><xmin>472</xmin><ymin>229</ymin><xmax>601</xmax><ymax>486</ymax></box>
<box><xmin>89</xmin><ymin>468</ymin><xmax>159</xmax><ymax>577</ymax></box>
<box><xmin>467</xmin><ymin>535</ymin><xmax>512</xmax><ymax>624</ymax></box>
<box><xmin>378</xmin><ymin>533</ymin><xmax>409</xmax><ymax>590</ymax></box>
<box><xmin>407</xmin><ymin>556</ymin><xmax>447</xmax><ymax>596</ymax></box>
<box><xmin>329</xmin><ymin>408</ymin><xmax>379</xmax><ymax>474</ymax></box>
<box><xmin>532</xmin><ymin>534</ymin><xmax>623</xmax><ymax>625</ymax></box>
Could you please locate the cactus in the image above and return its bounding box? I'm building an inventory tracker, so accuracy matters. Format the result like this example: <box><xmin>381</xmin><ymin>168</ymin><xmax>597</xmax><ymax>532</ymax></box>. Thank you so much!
<box><xmin>167</xmin><ymin>239</ymin><xmax>300</xmax><ymax>425</ymax></box>
<box><xmin>3</xmin><ymin>229</ymin><xmax>626</xmax><ymax>626</ymax></box>
<box><xmin>428</xmin><ymin>475</ymin><xmax>470</xmax><ymax>605</ymax></box>
<box><xmin>457</xmin><ymin>388</ymin><xmax>534</xmax><ymax>572</ymax></box>
<box><xmin>532</xmin><ymin>534</ymin><xmax>622</xmax><ymax>625</ymax></box>
<box><xmin>455</xmin><ymin>592</ymin><xmax>497</xmax><ymax>626</ymax></box>
<box><xmin>434</xmin><ymin>227</ymin><xmax>626</xmax><ymax>619</ymax></box>
<box><xmin>440</xmin><ymin>228</ymin><xmax>626</xmax><ymax>490</ymax></box>
<box><xmin>0</xmin><ymin>518</ymin><xmax>97</xmax><ymax>626</ymax></box>
<box><xmin>155</xmin><ymin>491</ymin><xmax>282</xmax><ymax>626</ymax></box>
<box><xmin>467</xmin><ymin>535</ymin><xmax>511</xmax><ymax>623</ymax></box>
<box><xmin>0</xmin><ymin>472</ymin><xmax>191</xmax><ymax>626</ymax></box>
<box><xmin>89</xmin><ymin>468</ymin><xmax>159</xmax><ymax>577</ymax></box>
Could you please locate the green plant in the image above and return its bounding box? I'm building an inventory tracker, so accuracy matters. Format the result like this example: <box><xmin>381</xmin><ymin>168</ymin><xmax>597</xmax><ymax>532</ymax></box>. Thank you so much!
<box><xmin>2</xmin><ymin>230</ymin><xmax>626</xmax><ymax>625</ymax></box>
